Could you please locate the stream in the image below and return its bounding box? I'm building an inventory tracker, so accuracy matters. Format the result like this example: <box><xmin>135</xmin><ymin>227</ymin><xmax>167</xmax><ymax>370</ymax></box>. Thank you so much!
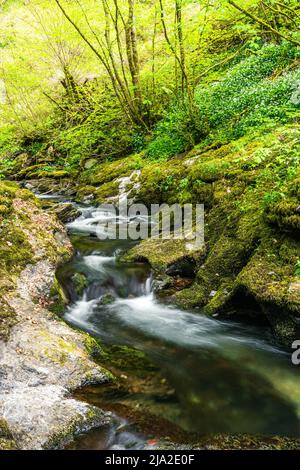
<box><xmin>47</xmin><ymin>196</ymin><xmax>300</xmax><ymax>449</ymax></box>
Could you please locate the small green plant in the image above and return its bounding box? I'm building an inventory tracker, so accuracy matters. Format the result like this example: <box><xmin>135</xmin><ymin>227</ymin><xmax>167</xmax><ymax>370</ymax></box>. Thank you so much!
<box><xmin>295</xmin><ymin>260</ymin><xmax>300</xmax><ymax>277</ymax></box>
<box><xmin>262</xmin><ymin>191</ymin><xmax>283</xmax><ymax>208</ymax></box>
<box><xmin>179</xmin><ymin>177</ymin><xmax>189</xmax><ymax>190</ymax></box>
<box><xmin>40</xmin><ymin>165</ymin><xmax>55</xmax><ymax>172</ymax></box>
<box><xmin>132</xmin><ymin>133</ymin><xmax>146</xmax><ymax>152</ymax></box>
<box><xmin>146</xmin><ymin>103</ymin><xmax>206</xmax><ymax>161</ymax></box>
<box><xmin>160</xmin><ymin>175</ymin><xmax>174</xmax><ymax>192</ymax></box>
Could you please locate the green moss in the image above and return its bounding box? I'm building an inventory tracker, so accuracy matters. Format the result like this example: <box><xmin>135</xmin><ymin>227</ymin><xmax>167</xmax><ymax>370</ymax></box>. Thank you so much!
<box><xmin>43</xmin><ymin>407</ymin><xmax>109</xmax><ymax>450</ymax></box>
<box><xmin>83</xmin><ymin>334</ymin><xmax>105</xmax><ymax>360</ymax></box>
<box><xmin>48</xmin><ymin>277</ymin><xmax>68</xmax><ymax>315</ymax></box>
<box><xmin>0</xmin><ymin>298</ymin><xmax>17</xmax><ymax>341</ymax></box>
<box><xmin>94</xmin><ymin>179</ymin><xmax>120</xmax><ymax>203</ymax></box>
<box><xmin>0</xmin><ymin>184</ymin><xmax>36</xmax><ymax>339</ymax></box>
<box><xmin>266</xmin><ymin>199</ymin><xmax>300</xmax><ymax>231</ymax></box>
<box><xmin>81</xmin><ymin>154</ymin><xmax>143</xmax><ymax>186</ymax></box>
<box><xmin>18</xmin><ymin>164</ymin><xmax>71</xmax><ymax>179</ymax></box>
<box><xmin>122</xmin><ymin>238</ymin><xmax>200</xmax><ymax>273</ymax></box>
<box><xmin>33</xmin><ymin>170</ymin><xmax>70</xmax><ymax>179</ymax></box>
<box><xmin>0</xmin><ymin>224</ymin><xmax>33</xmax><ymax>273</ymax></box>
<box><xmin>0</xmin><ymin>419</ymin><xmax>17</xmax><ymax>450</ymax></box>
<box><xmin>75</xmin><ymin>185</ymin><xmax>97</xmax><ymax>202</ymax></box>
<box><xmin>99</xmin><ymin>293</ymin><xmax>115</xmax><ymax>305</ymax></box>
<box><xmin>36</xmin><ymin>329</ymin><xmax>76</xmax><ymax>365</ymax></box>
<box><xmin>135</xmin><ymin>161</ymin><xmax>189</xmax><ymax>206</ymax></box>
<box><xmin>190</xmin><ymin>160</ymin><xmax>231</xmax><ymax>183</ymax></box>
<box><xmin>71</xmin><ymin>272</ymin><xmax>88</xmax><ymax>297</ymax></box>
<box><xmin>101</xmin><ymin>344</ymin><xmax>158</xmax><ymax>379</ymax></box>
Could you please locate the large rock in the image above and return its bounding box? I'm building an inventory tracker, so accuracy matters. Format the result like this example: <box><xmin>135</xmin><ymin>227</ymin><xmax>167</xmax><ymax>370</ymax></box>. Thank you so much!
<box><xmin>0</xmin><ymin>183</ymin><xmax>113</xmax><ymax>449</ymax></box>
<box><xmin>52</xmin><ymin>202</ymin><xmax>81</xmax><ymax>224</ymax></box>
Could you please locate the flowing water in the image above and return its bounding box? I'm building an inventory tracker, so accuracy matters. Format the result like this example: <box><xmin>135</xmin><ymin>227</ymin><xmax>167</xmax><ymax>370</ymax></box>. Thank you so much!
<box><xmin>53</xmin><ymin>202</ymin><xmax>300</xmax><ymax>448</ymax></box>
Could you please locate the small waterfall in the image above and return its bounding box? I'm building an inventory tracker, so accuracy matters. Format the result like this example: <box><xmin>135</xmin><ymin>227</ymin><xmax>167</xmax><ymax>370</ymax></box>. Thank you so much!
<box><xmin>144</xmin><ymin>276</ymin><xmax>152</xmax><ymax>295</ymax></box>
<box><xmin>83</xmin><ymin>255</ymin><xmax>115</xmax><ymax>272</ymax></box>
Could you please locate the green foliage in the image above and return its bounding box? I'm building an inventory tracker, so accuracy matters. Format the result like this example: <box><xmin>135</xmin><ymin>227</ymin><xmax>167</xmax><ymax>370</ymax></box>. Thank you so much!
<box><xmin>1</xmin><ymin>0</ymin><xmax>300</xmax><ymax>173</ymax></box>
<box><xmin>132</xmin><ymin>132</ymin><xmax>146</xmax><ymax>152</ymax></box>
<box><xmin>143</xmin><ymin>43</ymin><xmax>300</xmax><ymax>162</ymax></box>
<box><xmin>295</xmin><ymin>260</ymin><xmax>300</xmax><ymax>277</ymax></box>
<box><xmin>262</xmin><ymin>191</ymin><xmax>284</xmax><ymax>209</ymax></box>
<box><xmin>0</xmin><ymin>125</ymin><xmax>20</xmax><ymax>156</ymax></box>
<box><xmin>47</xmin><ymin>88</ymin><xmax>134</xmax><ymax>166</ymax></box>
<box><xmin>146</xmin><ymin>104</ymin><xmax>205</xmax><ymax>160</ymax></box>
<box><xmin>195</xmin><ymin>42</ymin><xmax>300</xmax><ymax>140</ymax></box>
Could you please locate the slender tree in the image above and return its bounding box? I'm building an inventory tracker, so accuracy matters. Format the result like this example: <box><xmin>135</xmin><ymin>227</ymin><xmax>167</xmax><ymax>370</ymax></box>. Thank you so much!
<box><xmin>54</xmin><ymin>0</ymin><xmax>148</xmax><ymax>128</ymax></box>
<box><xmin>159</xmin><ymin>0</ymin><xmax>194</xmax><ymax>113</ymax></box>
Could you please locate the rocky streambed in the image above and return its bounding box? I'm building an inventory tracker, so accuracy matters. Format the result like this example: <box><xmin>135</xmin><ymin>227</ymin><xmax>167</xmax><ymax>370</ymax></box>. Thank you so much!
<box><xmin>0</xmin><ymin>179</ymin><xmax>300</xmax><ymax>450</ymax></box>
<box><xmin>40</xmin><ymin>192</ymin><xmax>300</xmax><ymax>448</ymax></box>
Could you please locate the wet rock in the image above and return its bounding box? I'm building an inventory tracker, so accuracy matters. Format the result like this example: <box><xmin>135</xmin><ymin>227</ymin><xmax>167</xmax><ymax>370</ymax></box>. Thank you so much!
<box><xmin>23</xmin><ymin>181</ymin><xmax>34</xmax><ymax>190</ymax></box>
<box><xmin>23</xmin><ymin>178</ymin><xmax>61</xmax><ymax>194</ymax></box>
<box><xmin>152</xmin><ymin>276</ymin><xmax>193</xmax><ymax>297</ymax></box>
<box><xmin>0</xmin><ymin>382</ymin><xmax>112</xmax><ymax>450</ymax></box>
<box><xmin>0</xmin><ymin>265</ymin><xmax>112</xmax><ymax>449</ymax></box>
<box><xmin>82</xmin><ymin>193</ymin><xmax>95</xmax><ymax>204</ymax></box>
<box><xmin>21</xmin><ymin>178</ymin><xmax>76</xmax><ymax>197</ymax></box>
<box><xmin>123</xmin><ymin>237</ymin><xmax>203</xmax><ymax>274</ymax></box>
<box><xmin>71</xmin><ymin>272</ymin><xmax>88</xmax><ymax>297</ymax></box>
<box><xmin>52</xmin><ymin>202</ymin><xmax>81</xmax><ymax>224</ymax></box>
<box><xmin>152</xmin><ymin>277</ymin><xmax>173</xmax><ymax>293</ymax></box>
<box><xmin>166</xmin><ymin>257</ymin><xmax>196</xmax><ymax>278</ymax></box>
<box><xmin>99</xmin><ymin>293</ymin><xmax>116</xmax><ymax>305</ymax></box>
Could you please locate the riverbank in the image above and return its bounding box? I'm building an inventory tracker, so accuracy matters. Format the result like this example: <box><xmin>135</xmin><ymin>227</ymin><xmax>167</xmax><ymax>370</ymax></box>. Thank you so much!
<box><xmin>0</xmin><ymin>183</ymin><xmax>113</xmax><ymax>449</ymax></box>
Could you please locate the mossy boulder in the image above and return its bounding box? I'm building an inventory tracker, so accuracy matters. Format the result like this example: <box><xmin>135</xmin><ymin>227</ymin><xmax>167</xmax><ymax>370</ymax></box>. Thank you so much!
<box><xmin>52</xmin><ymin>203</ymin><xmax>81</xmax><ymax>224</ymax></box>
<box><xmin>19</xmin><ymin>164</ymin><xmax>72</xmax><ymax>180</ymax></box>
<box><xmin>23</xmin><ymin>178</ymin><xmax>76</xmax><ymax>196</ymax></box>
<box><xmin>80</xmin><ymin>154</ymin><xmax>143</xmax><ymax>186</ymax></box>
<box><xmin>122</xmin><ymin>237</ymin><xmax>203</xmax><ymax>275</ymax></box>
<box><xmin>71</xmin><ymin>272</ymin><xmax>88</xmax><ymax>297</ymax></box>
<box><xmin>234</xmin><ymin>236</ymin><xmax>300</xmax><ymax>345</ymax></box>
<box><xmin>0</xmin><ymin>180</ymin><xmax>75</xmax><ymax>340</ymax></box>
